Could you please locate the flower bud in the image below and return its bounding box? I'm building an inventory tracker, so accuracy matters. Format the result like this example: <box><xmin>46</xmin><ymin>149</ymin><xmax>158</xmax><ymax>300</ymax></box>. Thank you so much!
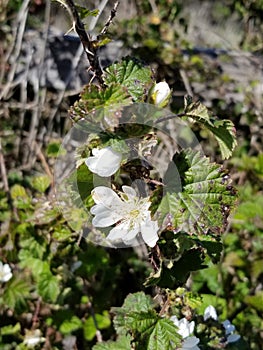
<box><xmin>150</xmin><ymin>81</ymin><xmax>171</xmax><ymax>107</ymax></box>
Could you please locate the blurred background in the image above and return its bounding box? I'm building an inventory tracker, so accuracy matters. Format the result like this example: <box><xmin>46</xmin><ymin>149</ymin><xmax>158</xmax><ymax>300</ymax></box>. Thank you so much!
<box><xmin>0</xmin><ymin>0</ymin><xmax>262</xmax><ymax>349</ymax></box>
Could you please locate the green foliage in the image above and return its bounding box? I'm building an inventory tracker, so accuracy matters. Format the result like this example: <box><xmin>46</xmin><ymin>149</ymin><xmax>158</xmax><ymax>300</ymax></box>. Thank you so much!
<box><xmin>183</xmin><ymin>97</ymin><xmax>237</xmax><ymax>159</ymax></box>
<box><xmin>103</xmin><ymin>57</ymin><xmax>154</xmax><ymax>101</ymax></box>
<box><xmin>157</xmin><ymin>149</ymin><xmax>236</xmax><ymax>234</ymax></box>
<box><xmin>111</xmin><ymin>292</ymin><xmax>181</xmax><ymax>349</ymax></box>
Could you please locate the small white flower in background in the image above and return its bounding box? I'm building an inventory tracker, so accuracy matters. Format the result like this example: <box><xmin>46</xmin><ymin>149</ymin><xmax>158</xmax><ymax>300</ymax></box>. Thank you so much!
<box><xmin>90</xmin><ymin>185</ymin><xmax>159</xmax><ymax>247</ymax></box>
<box><xmin>150</xmin><ymin>81</ymin><xmax>171</xmax><ymax>107</ymax></box>
<box><xmin>204</xmin><ymin>305</ymin><xmax>218</xmax><ymax>321</ymax></box>
<box><xmin>170</xmin><ymin>316</ymin><xmax>195</xmax><ymax>338</ymax></box>
<box><xmin>223</xmin><ymin>319</ymin><xmax>241</xmax><ymax>343</ymax></box>
<box><xmin>0</xmin><ymin>261</ymin><xmax>12</xmax><ymax>283</ymax></box>
<box><xmin>171</xmin><ymin>316</ymin><xmax>200</xmax><ymax>350</ymax></box>
<box><xmin>204</xmin><ymin>306</ymin><xmax>240</xmax><ymax>344</ymax></box>
<box><xmin>182</xmin><ymin>336</ymin><xmax>200</xmax><ymax>350</ymax></box>
<box><xmin>85</xmin><ymin>147</ymin><xmax>122</xmax><ymax>177</ymax></box>
<box><xmin>23</xmin><ymin>329</ymin><xmax>45</xmax><ymax>348</ymax></box>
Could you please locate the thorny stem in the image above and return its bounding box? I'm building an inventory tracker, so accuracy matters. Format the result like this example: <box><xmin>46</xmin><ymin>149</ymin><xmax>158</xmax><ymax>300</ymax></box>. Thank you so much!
<box><xmin>64</xmin><ymin>0</ymin><xmax>104</xmax><ymax>85</ymax></box>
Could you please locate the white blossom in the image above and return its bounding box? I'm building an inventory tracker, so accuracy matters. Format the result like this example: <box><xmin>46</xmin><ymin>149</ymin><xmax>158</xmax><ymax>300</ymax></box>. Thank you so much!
<box><xmin>171</xmin><ymin>316</ymin><xmax>200</xmax><ymax>350</ymax></box>
<box><xmin>222</xmin><ymin>319</ymin><xmax>240</xmax><ymax>343</ymax></box>
<box><xmin>0</xmin><ymin>261</ymin><xmax>12</xmax><ymax>283</ymax></box>
<box><xmin>170</xmin><ymin>316</ymin><xmax>195</xmax><ymax>338</ymax></box>
<box><xmin>23</xmin><ymin>329</ymin><xmax>45</xmax><ymax>348</ymax></box>
<box><xmin>204</xmin><ymin>305</ymin><xmax>218</xmax><ymax>321</ymax></box>
<box><xmin>182</xmin><ymin>336</ymin><xmax>200</xmax><ymax>350</ymax></box>
<box><xmin>222</xmin><ymin>319</ymin><xmax>236</xmax><ymax>335</ymax></box>
<box><xmin>150</xmin><ymin>81</ymin><xmax>171</xmax><ymax>107</ymax></box>
<box><xmin>227</xmin><ymin>334</ymin><xmax>241</xmax><ymax>343</ymax></box>
<box><xmin>85</xmin><ymin>147</ymin><xmax>122</xmax><ymax>177</ymax></box>
<box><xmin>90</xmin><ymin>186</ymin><xmax>159</xmax><ymax>247</ymax></box>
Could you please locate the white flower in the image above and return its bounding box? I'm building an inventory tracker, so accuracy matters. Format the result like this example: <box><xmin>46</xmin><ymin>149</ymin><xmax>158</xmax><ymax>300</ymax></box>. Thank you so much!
<box><xmin>170</xmin><ymin>316</ymin><xmax>195</xmax><ymax>338</ymax></box>
<box><xmin>222</xmin><ymin>319</ymin><xmax>240</xmax><ymax>343</ymax></box>
<box><xmin>182</xmin><ymin>336</ymin><xmax>200</xmax><ymax>350</ymax></box>
<box><xmin>85</xmin><ymin>147</ymin><xmax>122</xmax><ymax>177</ymax></box>
<box><xmin>227</xmin><ymin>334</ymin><xmax>241</xmax><ymax>343</ymax></box>
<box><xmin>222</xmin><ymin>319</ymin><xmax>235</xmax><ymax>335</ymax></box>
<box><xmin>90</xmin><ymin>186</ymin><xmax>159</xmax><ymax>247</ymax></box>
<box><xmin>150</xmin><ymin>81</ymin><xmax>171</xmax><ymax>107</ymax></box>
<box><xmin>171</xmin><ymin>316</ymin><xmax>200</xmax><ymax>350</ymax></box>
<box><xmin>23</xmin><ymin>329</ymin><xmax>45</xmax><ymax>348</ymax></box>
<box><xmin>204</xmin><ymin>305</ymin><xmax>218</xmax><ymax>321</ymax></box>
<box><xmin>0</xmin><ymin>261</ymin><xmax>12</xmax><ymax>282</ymax></box>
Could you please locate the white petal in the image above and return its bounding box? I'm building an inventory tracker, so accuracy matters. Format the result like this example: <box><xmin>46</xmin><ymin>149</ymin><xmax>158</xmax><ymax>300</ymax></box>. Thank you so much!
<box><xmin>204</xmin><ymin>305</ymin><xmax>218</xmax><ymax>321</ymax></box>
<box><xmin>170</xmin><ymin>315</ymin><xmax>179</xmax><ymax>327</ymax></box>
<box><xmin>85</xmin><ymin>147</ymin><xmax>122</xmax><ymax>176</ymax></box>
<box><xmin>182</xmin><ymin>336</ymin><xmax>200</xmax><ymax>349</ymax></box>
<box><xmin>107</xmin><ymin>222</ymin><xmax>128</xmax><ymax>241</ymax></box>
<box><xmin>122</xmin><ymin>186</ymin><xmax>137</xmax><ymax>199</ymax></box>
<box><xmin>178</xmin><ymin>318</ymin><xmax>195</xmax><ymax>338</ymax></box>
<box><xmin>227</xmin><ymin>334</ymin><xmax>240</xmax><ymax>343</ymax></box>
<box><xmin>141</xmin><ymin>219</ymin><xmax>159</xmax><ymax>247</ymax></box>
<box><xmin>222</xmin><ymin>320</ymin><xmax>235</xmax><ymax>335</ymax></box>
<box><xmin>91</xmin><ymin>186</ymin><xmax>122</xmax><ymax>207</ymax></box>
<box><xmin>91</xmin><ymin>206</ymin><xmax>123</xmax><ymax>227</ymax></box>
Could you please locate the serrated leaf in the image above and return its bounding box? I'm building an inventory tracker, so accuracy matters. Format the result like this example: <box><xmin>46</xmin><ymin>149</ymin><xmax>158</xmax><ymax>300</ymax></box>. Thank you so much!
<box><xmin>59</xmin><ymin>316</ymin><xmax>82</xmax><ymax>334</ymax></box>
<box><xmin>83</xmin><ymin>312</ymin><xmax>111</xmax><ymax>341</ymax></box>
<box><xmin>37</xmin><ymin>273</ymin><xmax>60</xmax><ymax>303</ymax></box>
<box><xmin>244</xmin><ymin>292</ymin><xmax>263</xmax><ymax>312</ymax></box>
<box><xmin>147</xmin><ymin>318</ymin><xmax>181</xmax><ymax>350</ymax></box>
<box><xmin>157</xmin><ymin>149</ymin><xmax>237</xmax><ymax>235</ymax></box>
<box><xmin>92</xmin><ymin>335</ymin><xmax>131</xmax><ymax>350</ymax></box>
<box><xmin>103</xmin><ymin>57</ymin><xmax>153</xmax><ymax>101</ymax></box>
<box><xmin>70</xmin><ymin>83</ymin><xmax>132</xmax><ymax>127</ymax></box>
<box><xmin>75</xmin><ymin>6</ymin><xmax>99</xmax><ymax>19</ymax></box>
<box><xmin>31</xmin><ymin>175</ymin><xmax>51</xmax><ymax>193</ymax></box>
<box><xmin>184</xmin><ymin>97</ymin><xmax>237</xmax><ymax>159</ymax></box>
<box><xmin>3</xmin><ymin>278</ymin><xmax>30</xmax><ymax>310</ymax></box>
<box><xmin>0</xmin><ymin>323</ymin><xmax>21</xmax><ymax>336</ymax></box>
<box><xmin>112</xmin><ymin>292</ymin><xmax>156</xmax><ymax>336</ymax></box>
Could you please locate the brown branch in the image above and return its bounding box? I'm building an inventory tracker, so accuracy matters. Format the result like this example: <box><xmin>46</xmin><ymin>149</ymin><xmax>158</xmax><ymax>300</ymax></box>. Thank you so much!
<box><xmin>64</xmin><ymin>0</ymin><xmax>104</xmax><ymax>85</ymax></box>
<box><xmin>99</xmin><ymin>1</ymin><xmax>119</xmax><ymax>38</ymax></box>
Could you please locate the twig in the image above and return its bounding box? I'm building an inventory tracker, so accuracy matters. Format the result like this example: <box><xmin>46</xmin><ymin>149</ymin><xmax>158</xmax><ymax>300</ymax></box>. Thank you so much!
<box><xmin>64</xmin><ymin>0</ymin><xmax>104</xmax><ymax>85</ymax></box>
<box><xmin>0</xmin><ymin>138</ymin><xmax>19</xmax><ymax>221</ymax></box>
<box><xmin>98</xmin><ymin>1</ymin><xmax>119</xmax><ymax>37</ymax></box>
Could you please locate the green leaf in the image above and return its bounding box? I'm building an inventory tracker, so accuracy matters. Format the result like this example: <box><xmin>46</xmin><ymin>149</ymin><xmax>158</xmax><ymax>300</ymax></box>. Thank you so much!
<box><xmin>46</xmin><ymin>141</ymin><xmax>62</xmax><ymax>157</ymax></box>
<box><xmin>184</xmin><ymin>97</ymin><xmax>237</xmax><ymax>159</ymax></box>
<box><xmin>59</xmin><ymin>316</ymin><xmax>82</xmax><ymax>334</ymax></box>
<box><xmin>244</xmin><ymin>292</ymin><xmax>263</xmax><ymax>312</ymax></box>
<box><xmin>147</xmin><ymin>318</ymin><xmax>181</xmax><ymax>350</ymax></box>
<box><xmin>112</xmin><ymin>292</ymin><xmax>156</xmax><ymax>336</ymax></box>
<box><xmin>83</xmin><ymin>317</ymin><xmax>97</xmax><ymax>341</ymax></box>
<box><xmin>70</xmin><ymin>84</ymin><xmax>132</xmax><ymax>126</ymax></box>
<box><xmin>37</xmin><ymin>273</ymin><xmax>60</xmax><ymax>303</ymax></box>
<box><xmin>103</xmin><ymin>57</ymin><xmax>153</xmax><ymax>101</ymax></box>
<box><xmin>157</xmin><ymin>149</ymin><xmax>237</xmax><ymax>235</ymax></box>
<box><xmin>75</xmin><ymin>6</ymin><xmax>99</xmax><ymax>19</ymax></box>
<box><xmin>83</xmin><ymin>312</ymin><xmax>111</xmax><ymax>341</ymax></box>
<box><xmin>92</xmin><ymin>335</ymin><xmax>132</xmax><ymax>350</ymax></box>
<box><xmin>3</xmin><ymin>278</ymin><xmax>30</xmax><ymax>311</ymax></box>
<box><xmin>0</xmin><ymin>323</ymin><xmax>21</xmax><ymax>336</ymax></box>
<box><xmin>111</xmin><ymin>292</ymin><xmax>180</xmax><ymax>349</ymax></box>
<box><xmin>31</xmin><ymin>175</ymin><xmax>51</xmax><ymax>193</ymax></box>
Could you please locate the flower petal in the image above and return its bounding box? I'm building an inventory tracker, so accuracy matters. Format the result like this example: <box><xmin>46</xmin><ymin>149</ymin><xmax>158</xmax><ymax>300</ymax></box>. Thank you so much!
<box><xmin>91</xmin><ymin>186</ymin><xmax>122</xmax><ymax>208</ymax></box>
<box><xmin>107</xmin><ymin>222</ymin><xmax>128</xmax><ymax>241</ymax></box>
<box><xmin>182</xmin><ymin>336</ymin><xmax>200</xmax><ymax>349</ymax></box>
<box><xmin>91</xmin><ymin>205</ymin><xmax>123</xmax><ymax>227</ymax></box>
<box><xmin>204</xmin><ymin>305</ymin><xmax>218</xmax><ymax>321</ymax></box>
<box><xmin>85</xmin><ymin>147</ymin><xmax>122</xmax><ymax>177</ymax></box>
<box><xmin>227</xmin><ymin>334</ymin><xmax>240</xmax><ymax>343</ymax></box>
<box><xmin>140</xmin><ymin>219</ymin><xmax>159</xmax><ymax>247</ymax></box>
